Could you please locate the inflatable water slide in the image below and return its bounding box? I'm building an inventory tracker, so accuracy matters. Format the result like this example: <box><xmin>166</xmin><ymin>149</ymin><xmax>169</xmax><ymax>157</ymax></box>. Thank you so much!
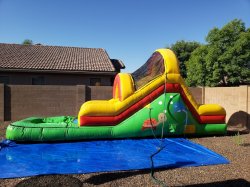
<box><xmin>6</xmin><ymin>49</ymin><xmax>227</xmax><ymax>142</ymax></box>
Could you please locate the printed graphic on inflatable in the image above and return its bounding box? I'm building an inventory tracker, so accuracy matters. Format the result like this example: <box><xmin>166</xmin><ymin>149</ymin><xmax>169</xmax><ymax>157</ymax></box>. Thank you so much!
<box><xmin>6</xmin><ymin>49</ymin><xmax>227</xmax><ymax>142</ymax></box>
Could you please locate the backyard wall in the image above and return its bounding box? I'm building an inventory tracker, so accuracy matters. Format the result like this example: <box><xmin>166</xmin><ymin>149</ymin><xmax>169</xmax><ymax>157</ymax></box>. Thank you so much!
<box><xmin>0</xmin><ymin>84</ymin><xmax>112</xmax><ymax>121</ymax></box>
<box><xmin>0</xmin><ymin>84</ymin><xmax>249</xmax><ymax>129</ymax></box>
<box><xmin>203</xmin><ymin>86</ymin><xmax>249</xmax><ymax>129</ymax></box>
<box><xmin>189</xmin><ymin>85</ymin><xmax>249</xmax><ymax>129</ymax></box>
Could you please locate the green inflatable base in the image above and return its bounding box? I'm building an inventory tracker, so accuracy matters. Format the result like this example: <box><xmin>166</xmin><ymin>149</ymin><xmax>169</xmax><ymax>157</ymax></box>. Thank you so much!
<box><xmin>6</xmin><ymin>93</ymin><xmax>227</xmax><ymax>142</ymax></box>
<box><xmin>6</xmin><ymin>117</ymin><xmax>227</xmax><ymax>142</ymax></box>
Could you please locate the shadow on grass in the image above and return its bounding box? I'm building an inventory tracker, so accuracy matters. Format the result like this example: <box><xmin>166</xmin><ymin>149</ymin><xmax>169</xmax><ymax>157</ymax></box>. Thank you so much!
<box><xmin>241</xmin><ymin>143</ymin><xmax>250</xmax><ymax>147</ymax></box>
<box><xmin>185</xmin><ymin>178</ymin><xmax>250</xmax><ymax>187</ymax></box>
<box><xmin>14</xmin><ymin>171</ymin><xmax>152</xmax><ymax>187</ymax></box>
<box><xmin>16</xmin><ymin>175</ymin><xmax>82</xmax><ymax>187</ymax></box>
<box><xmin>84</xmin><ymin>161</ymin><xmax>195</xmax><ymax>185</ymax></box>
<box><xmin>15</xmin><ymin>175</ymin><xmax>250</xmax><ymax>187</ymax></box>
<box><xmin>84</xmin><ymin>170</ymin><xmax>150</xmax><ymax>185</ymax></box>
<box><xmin>227</xmin><ymin>129</ymin><xmax>249</xmax><ymax>136</ymax></box>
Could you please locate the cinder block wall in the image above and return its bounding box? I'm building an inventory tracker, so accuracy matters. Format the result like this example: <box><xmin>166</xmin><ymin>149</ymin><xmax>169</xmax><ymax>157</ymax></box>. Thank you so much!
<box><xmin>88</xmin><ymin>86</ymin><xmax>113</xmax><ymax>100</ymax></box>
<box><xmin>0</xmin><ymin>84</ymin><xmax>249</xmax><ymax>130</ymax></box>
<box><xmin>189</xmin><ymin>87</ymin><xmax>204</xmax><ymax>104</ymax></box>
<box><xmin>1</xmin><ymin>84</ymin><xmax>112</xmax><ymax>121</ymax></box>
<box><xmin>204</xmin><ymin>86</ymin><xmax>249</xmax><ymax>129</ymax></box>
<box><xmin>7</xmin><ymin>85</ymin><xmax>78</xmax><ymax>121</ymax></box>
<box><xmin>0</xmin><ymin>84</ymin><xmax>4</xmax><ymax>121</ymax></box>
<box><xmin>248</xmin><ymin>87</ymin><xmax>250</xmax><ymax>127</ymax></box>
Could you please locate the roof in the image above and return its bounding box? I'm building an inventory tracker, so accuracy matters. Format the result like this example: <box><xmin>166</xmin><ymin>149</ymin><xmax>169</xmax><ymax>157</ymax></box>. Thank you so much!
<box><xmin>0</xmin><ymin>43</ymin><xmax>124</xmax><ymax>73</ymax></box>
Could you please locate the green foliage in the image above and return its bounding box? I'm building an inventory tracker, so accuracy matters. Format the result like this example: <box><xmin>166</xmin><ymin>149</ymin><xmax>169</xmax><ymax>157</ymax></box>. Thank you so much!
<box><xmin>206</xmin><ymin>19</ymin><xmax>245</xmax><ymax>48</ymax></box>
<box><xmin>185</xmin><ymin>19</ymin><xmax>250</xmax><ymax>86</ymax></box>
<box><xmin>186</xmin><ymin>46</ymin><xmax>208</xmax><ymax>86</ymax></box>
<box><xmin>170</xmin><ymin>40</ymin><xmax>200</xmax><ymax>78</ymax></box>
<box><xmin>22</xmin><ymin>39</ymin><xmax>33</xmax><ymax>45</ymax></box>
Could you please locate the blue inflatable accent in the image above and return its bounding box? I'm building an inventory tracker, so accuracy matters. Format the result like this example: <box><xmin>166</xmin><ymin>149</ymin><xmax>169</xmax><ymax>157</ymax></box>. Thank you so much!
<box><xmin>0</xmin><ymin>138</ymin><xmax>229</xmax><ymax>179</ymax></box>
<box><xmin>73</xmin><ymin>118</ymin><xmax>78</xmax><ymax>124</ymax></box>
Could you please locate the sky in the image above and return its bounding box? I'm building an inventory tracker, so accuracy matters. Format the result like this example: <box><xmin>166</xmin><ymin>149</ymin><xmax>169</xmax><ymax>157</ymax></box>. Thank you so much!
<box><xmin>0</xmin><ymin>0</ymin><xmax>249</xmax><ymax>73</ymax></box>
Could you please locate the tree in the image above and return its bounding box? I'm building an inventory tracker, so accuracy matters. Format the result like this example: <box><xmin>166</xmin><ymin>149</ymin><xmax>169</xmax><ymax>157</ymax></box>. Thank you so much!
<box><xmin>218</xmin><ymin>29</ymin><xmax>250</xmax><ymax>85</ymax></box>
<box><xmin>186</xmin><ymin>46</ymin><xmax>208</xmax><ymax>86</ymax></box>
<box><xmin>170</xmin><ymin>40</ymin><xmax>200</xmax><ymax>78</ymax></box>
<box><xmin>22</xmin><ymin>39</ymin><xmax>33</xmax><ymax>45</ymax></box>
<box><xmin>186</xmin><ymin>19</ymin><xmax>250</xmax><ymax>86</ymax></box>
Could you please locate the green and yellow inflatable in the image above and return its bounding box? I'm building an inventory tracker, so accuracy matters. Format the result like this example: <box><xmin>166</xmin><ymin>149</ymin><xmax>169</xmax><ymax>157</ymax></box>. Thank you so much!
<box><xmin>6</xmin><ymin>49</ymin><xmax>227</xmax><ymax>142</ymax></box>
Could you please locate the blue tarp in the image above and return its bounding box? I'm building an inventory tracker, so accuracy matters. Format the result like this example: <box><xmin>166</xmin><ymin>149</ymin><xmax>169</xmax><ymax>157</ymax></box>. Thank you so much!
<box><xmin>0</xmin><ymin>138</ymin><xmax>229</xmax><ymax>179</ymax></box>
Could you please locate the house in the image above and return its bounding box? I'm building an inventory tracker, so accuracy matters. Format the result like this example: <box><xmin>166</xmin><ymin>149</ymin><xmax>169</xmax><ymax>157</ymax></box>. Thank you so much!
<box><xmin>0</xmin><ymin>43</ymin><xmax>125</xmax><ymax>86</ymax></box>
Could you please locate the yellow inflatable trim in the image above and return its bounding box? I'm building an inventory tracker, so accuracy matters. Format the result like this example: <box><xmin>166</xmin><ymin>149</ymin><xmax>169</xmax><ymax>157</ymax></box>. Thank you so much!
<box><xmin>78</xmin><ymin>75</ymin><xmax>166</xmax><ymax>117</ymax></box>
<box><xmin>198</xmin><ymin>104</ymin><xmax>226</xmax><ymax>115</ymax></box>
<box><xmin>156</xmin><ymin>49</ymin><xmax>180</xmax><ymax>74</ymax></box>
<box><xmin>166</xmin><ymin>74</ymin><xmax>226</xmax><ymax>115</ymax></box>
<box><xmin>113</xmin><ymin>73</ymin><xmax>135</xmax><ymax>101</ymax></box>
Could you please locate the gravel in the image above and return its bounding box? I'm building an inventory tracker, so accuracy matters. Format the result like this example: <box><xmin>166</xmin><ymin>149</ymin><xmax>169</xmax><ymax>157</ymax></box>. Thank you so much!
<box><xmin>0</xmin><ymin>122</ymin><xmax>249</xmax><ymax>187</ymax></box>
